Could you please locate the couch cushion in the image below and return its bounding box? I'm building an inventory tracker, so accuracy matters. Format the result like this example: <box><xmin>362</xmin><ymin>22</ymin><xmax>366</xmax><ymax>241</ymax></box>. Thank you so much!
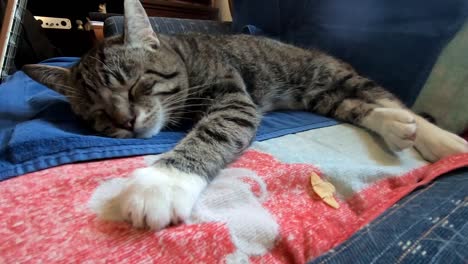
<box><xmin>104</xmin><ymin>16</ymin><xmax>232</xmax><ymax>37</ymax></box>
<box><xmin>412</xmin><ymin>20</ymin><xmax>468</xmax><ymax>134</ymax></box>
<box><xmin>232</xmin><ymin>0</ymin><xmax>468</xmax><ymax>106</ymax></box>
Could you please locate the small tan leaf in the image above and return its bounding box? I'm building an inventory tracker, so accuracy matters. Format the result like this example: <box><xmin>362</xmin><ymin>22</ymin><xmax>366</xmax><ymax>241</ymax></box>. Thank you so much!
<box><xmin>310</xmin><ymin>172</ymin><xmax>340</xmax><ymax>209</ymax></box>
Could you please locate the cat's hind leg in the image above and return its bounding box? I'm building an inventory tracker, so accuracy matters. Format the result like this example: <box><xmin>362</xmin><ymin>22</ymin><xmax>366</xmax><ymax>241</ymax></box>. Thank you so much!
<box><xmin>311</xmin><ymin>96</ymin><xmax>418</xmax><ymax>152</ymax></box>
<box><xmin>304</xmin><ymin>73</ymin><xmax>468</xmax><ymax>161</ymax></box>
<box><xmin>360</xmin><ymin>107</ymin><xmax>418</xmax><ymax>151</ymax></box>
<box><xmin>374</xmin><ymin>99</ymin><xmax>468</xmax><ymax>162</ymax></box>
<box><xmin>327</xmin><ymin>99</ymin><xmax>418</xmax><ymax>152</ymax></box>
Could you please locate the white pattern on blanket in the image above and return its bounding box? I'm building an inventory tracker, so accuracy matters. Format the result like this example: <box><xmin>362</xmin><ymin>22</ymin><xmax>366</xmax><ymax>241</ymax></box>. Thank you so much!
<box><xmin>252</xmin><ymin>124</ymin><xmax>428</xmax><ymax>198</ymax></box>
<box><xmin>188</xmin><ymin>168</ymin><xmax>278</xmax><ymax>263</ymax></box>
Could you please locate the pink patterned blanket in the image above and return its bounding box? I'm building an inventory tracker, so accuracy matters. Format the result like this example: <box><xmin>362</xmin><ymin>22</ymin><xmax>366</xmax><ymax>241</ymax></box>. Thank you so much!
<box><xmin>1</xmin><ymin>125</ymin><xmax>467</xmax><ymax>263</ymax></box>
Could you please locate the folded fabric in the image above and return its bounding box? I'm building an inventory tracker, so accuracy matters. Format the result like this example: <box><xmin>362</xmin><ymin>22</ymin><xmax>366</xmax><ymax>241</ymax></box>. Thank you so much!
<box><xmin>0</xmin><ymin>57</ymin><xmax>337</xmax><ymax>181</ymax></box>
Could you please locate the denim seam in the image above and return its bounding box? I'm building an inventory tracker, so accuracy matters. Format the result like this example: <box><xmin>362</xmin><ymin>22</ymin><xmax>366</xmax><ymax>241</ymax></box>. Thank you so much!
<box><xmin>428</xmin><ymin>218</ymin><xmax>468</xmax><ymax>264</ymax></box>
<box><xmin>368</xmin><ymin>181</ymin><xmax>464</xmax><ymax>263</ymax></box>
<box><xmin>0</xmin><ymin>145</ymin><xmax>168</xmax><ymax>181</ymax></box>
<box><xmin>9</xmin><ymin>141</ymin><xmax>175</xmax><ymax>164</ymax></box>
<box><xmin>395</xmin><ymin>199</ymin><xmax>466</xmax><ymax>264</ymax></box>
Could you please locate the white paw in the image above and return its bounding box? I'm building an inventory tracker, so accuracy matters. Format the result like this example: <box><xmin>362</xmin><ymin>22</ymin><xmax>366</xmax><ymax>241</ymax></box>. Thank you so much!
<box><xmin>414</xmin><ymin>116</ymin><xmax>468</xmax><ymax>162</ymax></box>
<box><xmin>364</xmin><ymin>108</ymin><xmax>417</xmax><ymax>151</ymax></box>
<box><xmin>89</xmin><ymin>166</ymin><xmax>207</xmax><ymax>230</ymax></box>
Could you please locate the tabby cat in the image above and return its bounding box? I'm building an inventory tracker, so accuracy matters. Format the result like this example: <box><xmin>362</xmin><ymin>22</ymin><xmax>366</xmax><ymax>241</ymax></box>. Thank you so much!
<box><xmin>23</xmin><ymin>0</ymin><xmax>468</xmax><ymax>230</ymax></box>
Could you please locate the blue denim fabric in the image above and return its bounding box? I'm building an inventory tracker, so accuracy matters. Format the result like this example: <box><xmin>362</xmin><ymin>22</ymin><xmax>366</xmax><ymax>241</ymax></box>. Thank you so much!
<box><xmin>309</xmin><ymin>168</ymin><xmax>468</xmax><ymax>264</ymax></box>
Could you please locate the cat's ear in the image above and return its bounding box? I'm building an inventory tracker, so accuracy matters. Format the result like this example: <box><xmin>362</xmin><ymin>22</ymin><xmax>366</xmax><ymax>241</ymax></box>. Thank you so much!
<box><xmin>23</xmin><ymin>64</ymin><xmax>71</xmax><ymax>95</ymax></box>
<box><xmin>124</xmin><ymin>0</ymin><xmax>160</xmax><ymax>48</ymax></box>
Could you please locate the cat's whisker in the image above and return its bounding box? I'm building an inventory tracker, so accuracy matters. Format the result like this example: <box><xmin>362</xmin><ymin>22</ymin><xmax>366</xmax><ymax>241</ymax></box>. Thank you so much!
<box><xmin>166</xmin><ymin>114</ymin><xmax>199</xmax><ymax>126</ymax></box>
<box><xmin>164</xmin><ymin>102</ymin><xmax>213</xmax><ymax>108</ymax></box>
<box><xmin>164</xmin><ymin>86</ymin><xmax>220</xmax><ymax>101</ymax></box>
<box><xmin>165</xmin><ymin>89</ymin><xmax>205</xmax><ymax>102</ymax></box>
<box><xmin>162</xmin><ymin>80</ymin><xmax>230</xmax><ymax>103</ymax></box>
<box><xmin>164</xmin><ymin>104</ymin><xmax>212</xmax><ymax>113</ymax></box>
<box><xmin>171</xmin><ymin>94</ymin><xmax>215</xmax><ymax>101</ymax></box>
<box><xmin>170</xmin><ymin>109</ymin><xmax>206</xmax><ymax>115</ymax></box>
<box><xmin>163</xmin><ymin>97</ymin><xmax>213</xmax><ymax>107</ymax></box>
<box><xmin>162</xmin><ymin>99</ymin><xmax>213</xmax><ymax>109</ymax></box>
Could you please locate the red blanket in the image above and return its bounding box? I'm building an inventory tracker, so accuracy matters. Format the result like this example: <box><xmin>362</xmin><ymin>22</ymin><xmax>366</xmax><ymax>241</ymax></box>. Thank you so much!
<box><xmin>1</xmin><ymin>148</ymin><xmax>467</xmax><ymax>263</ymax></box>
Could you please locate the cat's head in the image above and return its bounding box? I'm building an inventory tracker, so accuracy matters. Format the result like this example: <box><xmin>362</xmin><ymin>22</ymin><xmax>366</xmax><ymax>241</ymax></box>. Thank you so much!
<box><xmin>23</xmin><ymin>0</ymin><xmax>188</xmax><ymax>138</ymax></box>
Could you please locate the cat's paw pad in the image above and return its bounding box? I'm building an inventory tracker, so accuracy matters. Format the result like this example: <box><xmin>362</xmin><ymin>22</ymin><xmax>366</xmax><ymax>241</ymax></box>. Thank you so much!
<box><xmin>89</xmin><ymin>166</ymin><xmax>207</xmax><ymax>230</ymax></box>
<box><xmin>415</xmin><ymin>120</ymin><xmax>468</xmax><ymax>162</ymax></box>
<box><xmin>376</xmin><ymin>108</ymin><xmax>417</xmax><ymax>151</ymax></box>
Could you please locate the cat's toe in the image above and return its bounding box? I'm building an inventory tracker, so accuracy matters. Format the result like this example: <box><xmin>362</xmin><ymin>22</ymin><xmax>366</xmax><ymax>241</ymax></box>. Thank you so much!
<box><xmin>415</xmin><ymin>119</ymin><xmax>468</xmax><ymax>162</ymax></box>
<box><xmin>121</xmin><ymin>191</ymin><xmax>150</xmax><ymax>228</ymax></box>
<box><xmin>142</xmin><ymin>193</ymin><xmax>171</xmax><ymax>230</ymax></box>
<box><xmin>120</xmin><ymin>166</ymin><xmax>207</xmax><ymax>230</ymax></box>
<box><xmin>377</xmin><ymin>109</ymin><xmax>417</xmax><ymax>151</ymax></box>
<box><xmin>387</xmin><ymin>121</ymin><xmax>417</xmax><ymax>151</ymax></box>
<box><xmin>386</xmin><ymin>134</ymin><xmax>415</xmax><ymax>151</ymax></box>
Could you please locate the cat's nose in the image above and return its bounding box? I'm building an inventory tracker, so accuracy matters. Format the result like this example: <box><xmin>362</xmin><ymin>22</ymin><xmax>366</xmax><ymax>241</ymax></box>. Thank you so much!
<box><xmin>121</xmin><ymin>116</ymin><xmax>136</xmax><ymax>130</ymax></box>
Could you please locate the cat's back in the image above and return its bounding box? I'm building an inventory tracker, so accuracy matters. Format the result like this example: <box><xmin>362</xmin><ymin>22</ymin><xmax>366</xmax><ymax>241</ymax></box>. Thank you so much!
<box><xmin>166</xmin><ymin>33</ymin><xmax>333</xmax><ymax>86</ymax></box>
<box><xmin>170</xmin><ymin>33</ymin><xmax>318</xmax><ymax>66</ymax></box>
<box><xmin>164</xmin><ymin>33</ymin><xmax>344</xmax><ymax>109</ymax></box>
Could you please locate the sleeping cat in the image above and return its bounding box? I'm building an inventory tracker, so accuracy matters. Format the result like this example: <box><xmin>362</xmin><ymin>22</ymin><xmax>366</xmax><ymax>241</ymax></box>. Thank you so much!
<box><xmin>23</xmin><ymin>0</ymin><xmax>468</xmax><ymax>230</ymax></box>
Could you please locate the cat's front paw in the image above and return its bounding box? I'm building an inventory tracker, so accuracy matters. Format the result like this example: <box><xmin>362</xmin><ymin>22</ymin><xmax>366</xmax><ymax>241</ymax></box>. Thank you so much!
<box><xmin>367</xmin><ymin>108</ymin><xmax>417</xmax><ymax>151</ymax></box>
<box><xmin>90</xmin><ymin>166</ymin><xmax>207</xmax><ymax>230</ymax></box>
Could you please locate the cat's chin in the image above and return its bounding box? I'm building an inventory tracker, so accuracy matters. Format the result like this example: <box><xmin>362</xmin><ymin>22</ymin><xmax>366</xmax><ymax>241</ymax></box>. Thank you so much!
<box><xmin>134</xmin><ymin>122</ymin><xmax>164</xmax><ymax>139</ymax></box>
<box><xmin>133</xmin><ymin>108</ymin><xmax>166</xmax><ymax>139</ymax></box>
<box><xmin>107</xmin><ymin>129</ymin><xmax>135</xmax><ymax>139</ymax></box>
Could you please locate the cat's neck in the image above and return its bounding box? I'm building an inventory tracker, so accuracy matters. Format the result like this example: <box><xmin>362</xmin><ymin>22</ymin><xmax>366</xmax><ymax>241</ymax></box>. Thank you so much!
<box><xmin>162</xmin><ymin>34</ymin><xmax>207</xmax><ymax>86</ymax></box>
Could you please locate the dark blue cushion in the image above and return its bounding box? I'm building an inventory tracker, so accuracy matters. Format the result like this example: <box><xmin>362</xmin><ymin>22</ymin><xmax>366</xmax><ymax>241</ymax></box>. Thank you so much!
<box><xmin>232</xmin><ymin>0</ymin><xmax>468</xmax><ymax>105</ymax></box>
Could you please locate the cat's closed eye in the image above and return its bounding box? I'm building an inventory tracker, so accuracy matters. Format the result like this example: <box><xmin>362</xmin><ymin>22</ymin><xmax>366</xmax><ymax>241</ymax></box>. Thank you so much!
<box><xmin>145</xmin><ymin>69</ymin><xmax>179</xmax><ymax>80</ymax></box>
<box><xmin>142</xmin><ymin>80</ymin><xmax>158</xmax><ymax>96</ymax></box>
<box><xmin>153</xmin><ymin>86</ymin><xmax>181</xmax><ymax>97</ymax></box>
<box><xmin>128</xmin><ymin>79</ymin><xmax>141</xmax><ymax>101</ymax></box>
<box><xmin>128</xmin><ymin>78</ymin><xmax>157</xmax><ymax>99</ymax></box>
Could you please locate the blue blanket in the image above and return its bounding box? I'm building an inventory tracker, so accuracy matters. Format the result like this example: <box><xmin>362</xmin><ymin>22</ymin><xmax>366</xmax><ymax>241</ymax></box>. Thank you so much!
<box><xmin>0</xmin><ymin>58</ymin><xmax>337</xmax><ymax>181</ymax></box>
